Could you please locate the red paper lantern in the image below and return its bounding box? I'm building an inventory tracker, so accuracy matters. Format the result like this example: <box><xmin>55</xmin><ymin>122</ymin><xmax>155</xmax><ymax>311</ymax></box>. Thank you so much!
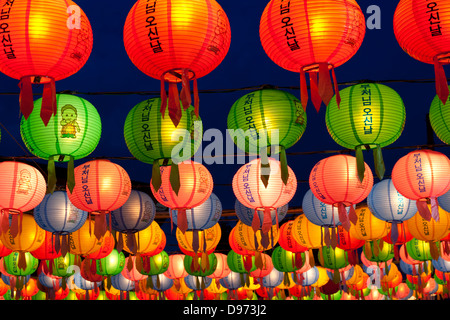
<box><xmin>391</xmin><ymin>149</ymin><xmax>450</xmax><ymax>222</ymax></box>
<box><xmin>0</xmin><ymin>161</ymin><xmax>46</xmax><ymax>236</ymax></box>
<box><xmin>394</xmin><ymin>0</ymin><xmax>450</xmax><ymax>105</ymax></box>
<box><xmin>0</xmin><ymin>0</ymin><xmax>93</xmax><ymax>125</ymax></box>
<box><xmin>309</xmin><ymin>154</ymin><xmax>373</xmax><ymax>230</ymax></box>
<box><xmin>259</xmin><ymin>0</ymin><xmax>366</xmax><ymax>111</ymax></box>
<box><xmin>67</xmin><ymin>160</ymin><xmax>132</xmax><ymax>239</ymax></box>
<box><xmin>123</xmin><ymin>0</ymin><xmax>231</xmax><ymax>126</ymax></box>
<box><xmin>151</xmin><ymin>160</ymin><xmax>213</xmax><ymax>234</ymax></box>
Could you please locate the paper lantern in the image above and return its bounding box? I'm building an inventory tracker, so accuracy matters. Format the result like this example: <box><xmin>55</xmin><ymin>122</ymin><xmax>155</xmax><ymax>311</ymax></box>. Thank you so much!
<box><xmin>123</xmin><ymin>0</ymin><xmax>231</xmax><ymax>126</ymax></box>
<box><xmin>33</xmin><ymin>191</ymin><xmax>88</xmax><ymax>256</ymax></box>
<box><xmin>184</xmin><ymin>253</ymin><xmax>217</xmax><ymax>277</ymax></box>
<box><xmin>394</xmin><ymin>0</ymin><xmax>450</xmax><ymax>105</ymax></box>
<box><xmin>291</xmin><ymin>214</ymin><xmax>324</xmax><ymax>250</ymax></box>
<box><xmin>3</xmin><ymin>252</ymin><xmax>39</xmax><ymax>276</ymax></box>
<box><xmin>259</xmin><ymin>0</ymin><xmax>365</xmax><ymax>111</ymax></box>
<box><xmin>151</xmin><ymin>160</ymin><xmax>213</xmax><ymax>234</ymax></box>
<box><xmin>250</xmin><ymin>253</ymin><xmax>274</xmax><ymax>279</ymax></box>
<box><xmin>0</xmin><ymin>0</ymin><xmax>93</xmax><ymax>125</ymax></box>
<box><xmin>227</xmin><ymin>250</ymin><xmax>256</xmax><ymax>274</ymax></box>
<box><xmin>67</xmin><ymin>159</ymin><xmax>132</xmax><ymax>239</ymax></box>
<box><xmin>208</xmin><ymin>253</ymin><xmax>231</xmax><ymax>280</ymax></box>
<box><xmin>278</xmin><ymin>220</ymin><xmax>308</xmax><ymax>254</ymax></box>
<box><xmin>235</xmin><ymin>199</ymin><xmax>288</xmax><ymax>231</ymax></box>
<box><xmin>232</xmin><ymin>157</ymin><xmax>297</xmax><ymax>235</ymax></box>
<box><xmin>96</xmin><ymin>249</ymin><xmax>126</xmax><ymax>278</ymax></box>
<box><xmin>139</xmin><ymin>251</ymin><xmax>170</xmax><ymax>276</ymax></box>
<box><xmin>176</xmin><ymin>223</ymin><xmax>221</xmax><ymax>257</ymax></box>
<box><xmin>68</xmin><ymin>219</ymin><xmax>105</xmax><ymax>257</ymax></box>
<box><xmin>30</xmin><ymin>231</ymin><xmax>62</xmax><ymax>262</ymax></box>
<box><xmin>20</xmin><ymin>94</ymin><xmax>102</xmax><ymax>193</ymax></box>
<box><xmin>219</xmin><ymin>271</ymin><xmax>245</xmax><ymax>290</ymax></box>
<box><xmin>326</xmin><ymin>83</ymin><xmax>406</xmax><ymax>181</ymax></box>
<box><xmin>391</xmin><ymin>149</ymin><xmax>450</xmax><ymax>222</ymax></box>
<box><xmin>309</xmin><ymin>154</ymin><xmax>374</xmax><ymax>230</ymax></box>
<box><xmin>121</xmin><ymin>221</ymin><xmax>165</xmax><ymax>256</ymax></box>
<box><xmin>111</xmin><ymin>273</ymin><xmax>135</xmax><ymax>292</ymax></box>
<box><xmin>234</xmin><ymin>220</ymin><xmax>279</xmax><ymax>253</ymax></box>
<box><xmin>0</xmin><ymin>161</ymin><xmax>46</xmax><ymax>236</ymax></box>
<box><xmin>227</xmin><ymin>88</ymin><xmax>307</xmax><ymax>181</ymax></box>
<box><xmin>272</xmin><ymin>246</ymin><xmax>306</xmax><ymax>273</ymax></box>
<box><xmin>350</xmin><ymin>205</ymin><xmax>390</xmax><ymax>242</ymax></box>
<box><xmin>429</xmin><ymin>87</ymin><xmax>450</xmax><ymax>145</ymax></box>
<box><xmin>405</xmin><ymin>238</ymin><xmax>435</xmax><ymax>262</ymax></box>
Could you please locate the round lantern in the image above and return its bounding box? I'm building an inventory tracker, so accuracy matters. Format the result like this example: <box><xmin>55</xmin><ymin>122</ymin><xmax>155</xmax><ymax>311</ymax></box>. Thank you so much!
<box><xmin>151</xmin><ymin>160</ymin><xmax>213</xmax><ymax>234</ymax></box>
<box><xmin>367</xmin><ymin>179</ymin><xmax>417</xmax><ymax>244</ymax></box>
<box><xmin>124</xmin><ymin>97</ymin><xmax>203</xmax><ymax>191</ymax></box>
<box><xmin>96</xmin><ymin>249</ymin><xmax>126</xmax><ymax>278</ymax></box>
<box><xmin>111</xmin><ymin>273</ymin><xmax>135</xmax><ymax>292</ymax></box>
<box><xmin>291</xmin><ymin>214</ymin><xmax>325</xmax><ymax>250</ymax></box>
<box><xmin>67</xmin><ymin>159</ymin><xmax>132</xmax><ymax>239</ymax></box>
<box><xmin>394</xmin><ymin>0</ymin><xmax>450</xmax><ymax>105</ymax></box>
<box><xmin>259</xmin><ymin>0</ymin><xmax>366</xmax><ymax>111</ymax></box>
<box><xmin>227</xmin><ymin>250</ymin><xmax>256</xmax><ymax>274</ymax></box>
<box><xmin>30</xmin><ymin>231</ymin><xmax>62</xmax><ymax>264</ymax></box>
<box><xmin>3</xmin><ymin>252</ymin><xmax>39</xmax><ymax>276</ymax></box>
<box><xmin>309</xmin><ymin>154</ymin><xmax>373</xmax><ymax>231</ymax></box>
<box><xmin>326</xmin><ymin>83</ymin><xmax>405</xmax><ymax>181</ymax></box>
<box><xmin>33</xmin><ymin>191</ymin><xmax>88</xmax><ymax>256</ymax></box>
<box><xmin>234</xmin><ymin>220</ymin><xmax>279</xmax><ymax>254</ymax></box>
<box><xmin>278</xmin><ymin>220</ymin><xmax>308</xmax><ymax>254</ymax></box>
<box><xmin>184</xmin><ymin>253</ymin><xmax>217</xmax><ymax>277</ymax></box>
<box><xmin>171</xmin><ymin>192</ymin><xmax>222</xmax><ymax>231</ymax></box>
<box><xmin>429</xmin><ymin>87</ymin><xmax>450</xmax><ymax>145</ymax></box>
<box><xmin>405</xmin><ymin>238</ymin><xmax>434</xmax><ymax>262</ymax></box>
<box><xmin>272</xmin><ymin>246</ymin><xmax>306</xmax><ymax>273</ymax></box>
<box><xmin>235</xmin><ymin>199</ymin><xmax>288</xmax><ymax>231</ymax></box>
<box><xmin>0</xmin><ymin>161</ymin><xmax>46</xmax><ymax>236</ymax></box>
<box><xmin>176</xmin><ymin>223</ymin><xmax>221</xmax><ymax>257</ymax></box>
<box><xmin>123</xmin><ymin>0</ymin><xmax>231</xmax><ymax>126</ymax></box>
<box><xmin>20</xmin><ymin>94</ymin><xmax>101</xmax><ymax>193</ymax></box>
<box><xmin>0</xmin><ymin>0</ymin><xmax>93</xmax><ymax>125</ymax></box>
<box><xmin>391</xmin><ymin>149</ymin><xmax>450</xmax><ymax>222</ymax></box>
<box><xmin>140</xmin><ymin>251</ymin><xmax>170</xmax><ymax>276</ymax></box>
<box><xmin>68</xmin><ymin>219</ymin><xmax>105</xmax><ymax>257</ymax></box>
<box><xmin>232</xmin><ymin>157</ymin><xmax>297</xmax><ymax>235</ymax></box>
<box><xmin>164</xmin><ymin>254</ymin><xmax>188</xmax><ymax>280</ymax></box>
<box><xmin>227</xmin><ymin>88</ymin><xmax>307</xmax><ymax>181</ymax></box>
<box><xmin>121</xmin><ymin>221</ymin><xmax>166</xmax><ymax>256</ymax></box>
<box><xmin>208</xmin><ymin>253</ymin><xmax>231</xmax><ymax>280</ymax></box>
<box><xmin>350</xmin><ymin>205</ymin><xmax>390</xmax><ymax>242</ymax></box>
<box><xmin>110</xmin><ymin>190</ymin><xmax>156</xmax><ymax>254</ymax></box>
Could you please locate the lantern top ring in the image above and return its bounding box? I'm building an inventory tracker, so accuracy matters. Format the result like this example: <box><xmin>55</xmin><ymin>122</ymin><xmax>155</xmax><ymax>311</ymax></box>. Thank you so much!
<box><xmin>301</xmin><ymin>62</ymin><xmax>335</xmax><ymax>73</ymax></box>
<box><xmin>20</xmin><ymin>75</ymin><xmax>55</xmax><ymax>85</ymax></box>
<box><xmin>162</xmin><ymin>68</ymin><xmax>196</xmax><ymax>83</ymax></box>
<box><xmin>435</xmin><ymin>52</ymin><xmax>450</xmax><ymax>65</ymax></box>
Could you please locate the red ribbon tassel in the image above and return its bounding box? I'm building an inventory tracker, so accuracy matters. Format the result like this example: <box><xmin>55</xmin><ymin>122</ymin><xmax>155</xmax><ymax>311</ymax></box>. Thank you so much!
<box><xmin>416</xmin><ymin>200</ymin><xmax>432</xmax><ymax>221</ymax></box>
<box><xmin>430</xmin><ymin>197</ymin><xmax>440</xmax><ymax>222</ymax></box>
<box><xmin>300</xmin><ymin>69</ymin><xmax>308</xmax><ymax>111</ymax></box>
<box><xmin>168</xmin><ymin>82</ymin><xmax>182</xmax><ymax>127</ymax></box>
<box><xmin>41</xmin><ymin>78</ymin><xmax>56</xmax><ymax>126</ymax></box>
<box><xmin>251</xmin><ymin>209</ymin><xmax>261</xmax><ymax>233</ymax></box>
<box><xmin>180</xmin><ymin>69</ymin><xmax>191</xmax><ymax>109</ymax></box>
<box><xmin>160</xmin><ymin>78</ymin><xmax>168</xmax><ymax>117</ymax></box>
<box><xmin>19</xmin><ymin>76</ymin><xmax>34</xmax><ymax>119</ymax></box>
<box><xmin>331</xmin><ymin>67</ymin><xmax>340</xmax><ymax>107</ymax></box>
<box><xmin>434</xmin><ymin>57</ymin><xmax>449</xmax><ymax>105</ymax></box>
<box><xmin>193</xmin><ymin>78</ymin><xmax>199</xmax><ymax>118</ymax></box>
<box><xmin>261</xmin><ymin>208</ymin><xmax>272</xmax><ymax>234</ymax></box>
<box><xmin>309</xmin><ymin>72</ymin><xmax>322</xmax><ymax>113</ymax></box>
<box><xmin>318</xmin><ymin>62</ymin><xmax>334</xmax><ymax>106</ymax></box>
<box><xmin>177</xmin><ymin>208</ymin><xmax>188</xmax><ymax>234</ymax></box>
<box><xmin>338</xmin><ymin>203</ymin><xmax>351</xmax><ymax>231</ymax></box>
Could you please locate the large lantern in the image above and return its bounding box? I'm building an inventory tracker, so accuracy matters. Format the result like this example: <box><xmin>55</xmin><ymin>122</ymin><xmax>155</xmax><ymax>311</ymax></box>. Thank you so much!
<box><xmin>67</xmin><ymin>160</ymin><xmax>132</xmax><ymax>239</ymax></box>
<box><xmin>259</xmin><ymin>0</ymin><xmax>365</xmax><ymax>111</ymax></box>
<box><xmin>232</xmin><ymin>157</ymin><xmax>297</xmax><ymax>235</ymax></box>
<box><xmin>394</xmin><ymin>0</ymin><xmax>450</xmax><ymax>105</ymax></box>
<box><xmin>309</xmin><ymin>154</ymin><xmax>373</xmax><ymax>230</ymax></box>
<box><xmin>151</xmin><ymin>160</ymin><xmax>213</xmax><ymax>234</ymax></box>
<box><xmin>20</xmin><ymin>94</ymin><xmax>102</xmax><ymax>193</ymax></box>
<box><xmin>123</xmin><ymin>0</ymin><xmax>231</xmax><ymax>126</ymax></box>
<box><xmin>429</xmin><ymin>87</ymin><xmax>450</xmax><ymax>145</ymax></box>
<box><xmin>391</xmin><ymin>149</ymin><xmax>450</xmax><ymax>222</ymax></box>
<box><xmin>227</xmin><ymin>88</ymin><xmax>307</xmax><ymax>183</ymax></box>
<box><xmin>123</xmin><ymin>97</ymin><xmax>203</xmax><ymax>192</ymax></box>
<box><xmin>326</xmin><ymin>83</ymin><xmax>406</xmax><ymax>181</ymax></box>
<box><xmin>0</xmin><ymin>0</ymin><xmax>93</xmax><ymax>125</ymax></box>
<box><xmin>33</xmin><ymin>191</ymin><xmax>88</xmax><ymax>256</ymax></box>
<box><xmin>0</xmin><ymin>161</ymin><xmax>46</xmax><ymax>236</ymax></box>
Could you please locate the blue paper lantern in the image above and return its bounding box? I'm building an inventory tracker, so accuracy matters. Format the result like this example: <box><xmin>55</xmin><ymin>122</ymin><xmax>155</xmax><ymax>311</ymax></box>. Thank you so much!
<box><xmin>219</xmin><ymin>271</ymin><xmax>245</xmax><ymax>290</ymax></box>
<box><xmin>438</xmin><ymin>188</ymin><xmax>450</xmax><ymax>213</ymax></box>
<box><xmin>184</xmin><ymin>275</ymin><xmax>212</xmax><ymax>290</ymax></box>
<box><xmin>301</xmin><ymin>189</ymin><xmax>342</xmax><ymax>227</ymax></box>
<box><xmin>149</xmin><ymin>274</ymin><xmax>173</xmax><ymax>292</ymax></box>
<box><xmin>235</xmin><ymin>199</ymin><xmax>288</xmax><ymax>228</ymax></box>
<box><xmin>111</xmin><ymin>273</ymin><xmax>135</xmax><ymax>292</ymax></box>
<box><xmin>261</xmin><ymin>268</ymin><xmax>283</xmax><ymax>288</ymax></box>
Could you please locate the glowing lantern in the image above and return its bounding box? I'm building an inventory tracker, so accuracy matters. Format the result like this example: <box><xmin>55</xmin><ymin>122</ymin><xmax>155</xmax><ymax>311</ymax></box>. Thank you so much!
<box><xmin>429</xmin><ymin>87</ymin><xmax>450</xmax><ymax>145</ymax></box>
<box><xmin>309</xmin><ymin>154</ymin><xmax>373</xmax><ymax>231</ymax></box>
<box><xmin>234</xmin><ymin>220</ymin><xmax>279</xmax><ymax>255</ymax></box>
<box><xmin>151</xmin><ymin>160</ymin><xmax>213</xmax><ymax>234</ymax></box>
<box><xmin>208</xmin><ymin>253</ymin><xmax>231</xmax><ymax>280</ymax></box>
<box><xmin>391</xmin><ymin>149</ymin><xmax>450</xmax><ymax>222</ymax></box>
<box><xmin>0</xmin><ymin>162</ymin><xmax>46</xmax><ymax>236</ymax></box>
<box><xmin>111</xmin><ymin>273</ymin><xmax>135</xmax><ymax>293</ymax></box>
<box><xmin>232</xmin><ymin>157</ymin><xmax>297</xmax><ymax>235</ymax></box>
<box><xmin>96</xmin><ymin>249</ymin><xmax>126</xmax><ymax>288</ymax></box>
<box><xmin>30</xmin><ymin>231</ymin><xmax>62</xmax><ymax>273</ymax></box>
<box><xmin>326</xmin><ymin>83</ymin><xmax>405</xmax><ymax>181</ymax></box>
<box><xmin>278</xmin><ymin>220</ymin><xmax>308</xmax><ymax>255</ymax></box>
<box><xmin>405</xmin><ymin>238</ymin><xmax>435</xmax><ymax>262</ymax></box>
<box><xmin>394</xmin><ymin>0</ymin><xmax>450</xmax><ymax>105</ymax></box>
<box><xmin>140</xmin><ymin>251</ymin><xmax>170</xmax><ymax>277</ymax></box>
<box><xmin>67</xmin><ymin>159</ymin><xmax>132</xmax><ymax>239</ymax></box>
<box><xmin>164</xmin><ymin>254</ymin><xmax>188</xmax><ymax>280</ymax></box>
<box><xmin>272</xmin><ymin>246</ymin><xmax>306</xmax><ymax>273</ymax></box>
<box><xmin>235</xmin><ymin>200</ymin><xmax>288</xmax><ymax>232</ymax></box>
<box><xmin>259</xmin><ymin>0</ymin><xmax>365</xmax><ymax>111</ymax></box>
<box><xmin>227</xmin><ymin>88</ymin><xmax>307</xmax><ymax>183</ymax></box>
<box><xmin>184</xmin><ymin>253</ymin><xmax>217</xmax><ymax>277</ymax></box>
<box><xmin>250</xmin><ymin>253</ymin><xmax>274</xmax><ymax>279</ymax></box>
<box><xmin>33</xmin><ymin>191</ymin><xmax>88</xmax><ymax>256</ymax></box>
<box><xmin>123</xmin><ymin>0</ymin><xmax>231</xmax><ymax>126</ymax></box>
<box><xmin>20</xmin><ymin>94</ymin><xmax>101</xmax><ymax>193</ymax></box>
<box><xmin>0</xmin><ymin>0</ymin><xmax>93</xmax><ymax>125</ymax></box>
<box><xmin>318</xmin><ymin>246</ymin><xmax>348</xmax><ymax>271</ymax></box>
<box><xmin>121</xmin><ymin>221</ymin><xmax>166</xmax><ymax>257</ymax></box>
<box><xmin>110</xmin><ymin>190</ymin><xmax>156</xmax><ymax>255</ymax></box>
<box><xmin>176</xmin><ymin>223</ymin><xmax>221</xmax><ymax>258</ymax></box>
<box><xmin>3</xmin><ymin>252</ymin><xmax>39</xmax><ymax>276</ymax></box>
<box><xmin>350</xmin><ymin>205</ymin><xmax>390</xmax><ymax>241</ymax></box>
<box><xmin>227</xmin><ymin>250</ymin><xmax>256</xmax><ymax>274</ymax></box>
<box><xmin>68</xmin><ymin>219</ymin><xmax>104</xmax><ymax>257</ymax></box>
<box><xmin>292</xmin><ymin>214</ymin><xmax>325</xmax><ymax>250</ymax></box>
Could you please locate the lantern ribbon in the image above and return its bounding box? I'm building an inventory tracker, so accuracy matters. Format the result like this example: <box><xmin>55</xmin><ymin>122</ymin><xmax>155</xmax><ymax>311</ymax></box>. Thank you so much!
<box><xmin>318</xmin><ymin>63</ymin><xmax>334</xmax><ymax>107</ymax></box>
<box><xmin>160</xmin><ymin>78</ymin><xmax>168</xmax><ymax>117</ymax></box>
<box><xmin>67</xmin><ymin>155</ymin><xmax>75</xmax><ymax>193</ymax></box>
<box><xmin>430</xmin><ymin>197</ymin><xmax>440</xmax><ymax>222</ymax></box>
<box><xmin>151</xmin><ymin>160</ymin><xmax>162</xmax><ymax>192</ymax></box>
<box><xmin>355</xmin><ymin>145</ymin><xmax>365</xmax><ymax>183</ymax></box>
<box><xmin>300</xmin><ymin>69</ymin><xmax>308</xmax><ymax>110</ymax></box>
<box><xmin>337</xmin><ymin>203</ymin><xmax>351</xmax><ymax>231</ymax></box>
<box><xmin>177</xmin><ymin>208</ymin><xmax>188</xmax><ymax>234</ymax></box>
<box><xmin>373</xmin><ymin>144</ymin><xmax>385</xmax><ymax>180</ymax></box>
<box><xmin>309</xmin><ymin>72</ymin><xmax>322</xmax><ymax>112</ymax></box>
<box><xmin>19</xmin><ymin>76</ymin><xmax>34</xmax><ymax>120</ymax></box>
<box><xmin>94</xmin><ymin>211</ymin><xmax>108</xmax><ymax>240</ymax></box>
<box><xmin>434</xmin><ymin>56</ymin><xmax>450</xmax><ymax>105</ymax></box>
<box><xmin>260</xmin><ymin>151</ymin><xmax>270</xmax><ymax>188</ymax></box>
<box><xmin>41</xmin><ymin>78</ymin><xmax>57</xmax><ymax>126</ymax></box>
<box><xmin>168</xmin><ymin>163</ymin><xmax>180</xmax><ymax>197</ymax></box>
<box><xmin>47</xmin><ymin>157</ymin><xmax>57</xmax><ymax>194</ymax></box>
<box><xmin>168</xmin><ymin>82</ymin><xmax>182</xmax><ymax>127</ymax></box>
<box><xmin>251</xmin><ymin>209</ymin><xmax>261</xmax><ymax>233</ymax></box>
<box><xmin>261</xmin><ymin>208</ymin><xmax>272</xmax><ymax>235</ymax></box>
<box><xmin>280</xmin><ymin>146</ymin><xmax>289</xmax><ymax>185</ymax></box>
<box><xmin>416</xmin><ymin>200</ymin><xmax>432</xmax><ymax>221</ymax></box>
<box><xmin>348</xmin><ymin>205</ymin><xmax>358</xmax><ymax>226</ymax></box>
<box><xmin>180</xmin><ymin>69</ymin><xmax>191</xmax><ymax>109</ymax></box>
<box><xmin>390</xmin><ymin>221</ymin><xmax>399</xmax><ymax>246</ymax></box>
<box><xmin>193</xmin><ymin>78</ymin><xmax>200</xmax><ymax>118</ymax></box>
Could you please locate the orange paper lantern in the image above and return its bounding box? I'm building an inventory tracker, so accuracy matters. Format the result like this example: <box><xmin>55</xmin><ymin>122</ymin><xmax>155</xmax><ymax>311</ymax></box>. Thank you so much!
<box><xmin>123</xmin><ymin>0</ymin><xmax>231</xmax><ymax>126</ymax></box>
<box><xmin>0</xmin><ymin>0</ymin><xmax>93</xmax><ymax>125</ymax></box>
<box><xmin>259</xmin><ymin>0</ymin><xmax>366</xmax><ymax>111</ymax></box>
<box><xmin>391</xmin><ymin>149</ymin><xmax>450</xmax><ymax>222</ymax></box>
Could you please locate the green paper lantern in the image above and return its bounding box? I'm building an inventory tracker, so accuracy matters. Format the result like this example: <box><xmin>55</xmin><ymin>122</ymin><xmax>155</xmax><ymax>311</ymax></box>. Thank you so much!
<box><xmin>20</xmin><ymin>94</ymin><xmax>102</xmax><ymax>193</ymax></box>
<box><xmin>96</xmin><ymin>249</ymin><xmax>125</xmax><ymax>276</ymax></box>
<box><xmin>48</xmin><ymin>253</ymin><xmax>77</xmax><ymax>278</ymax></box>
<box><xmin>326</xmin><ymin>83</ymin><xmax>405</xmax><ymax>181</ymax></box>
<box><xmin>272</xmin><ymin>246</ymin><xmax>306</xmax><ymax>272</ymax></box>
<box><xmin>363</xmin><ymin>240</ymin><xmax>394</xmax><ymax>263</ymax></box>
<box><xmin>429</xmin><ymin>87</ymin><xmax>450</xmax><ymax>144</ymax></box>
<box><xmin>184</xmin><ymin>253</ymin><xmax>217</xmax><ymax>277</ymax></box>
<box><xmin>124</xmin><ymin>97</ymin><xmax>202</xmax><ymax>193</ymax></box>
<box><xmin>405</xmin><ymin>238</ymin><xmax>435</xmax><ymax>261</ymax></box>
<box><xmin>227</xmin><ymin>250</ymin><xmax>256</xmax><ymax>274</ymax></box>
<box><xmin>227</xmin><ymin>88</ymin><xmax>306</xmax><ymax>185</ymax></box>
<box><xmin>3</xmin><ymin>251</ymin><xmax>39</xmax><ymax>276</ymax></box>
<box><xmin>141</xmin><ymin>251</ymin><xmax>170</xmax><ymax>276</ymax></box>
<box><xmin>318</xmin><ymin>246</ymin><xmax>348</xmax><ymax>270</ymax></box>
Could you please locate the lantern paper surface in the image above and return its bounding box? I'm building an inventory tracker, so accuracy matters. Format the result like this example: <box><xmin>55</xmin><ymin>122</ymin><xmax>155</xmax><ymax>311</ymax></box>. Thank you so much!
<box><xmin>429</xmin><ymin>87</ymin><xmax>450</xmax><ymax>145</ymax></box>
